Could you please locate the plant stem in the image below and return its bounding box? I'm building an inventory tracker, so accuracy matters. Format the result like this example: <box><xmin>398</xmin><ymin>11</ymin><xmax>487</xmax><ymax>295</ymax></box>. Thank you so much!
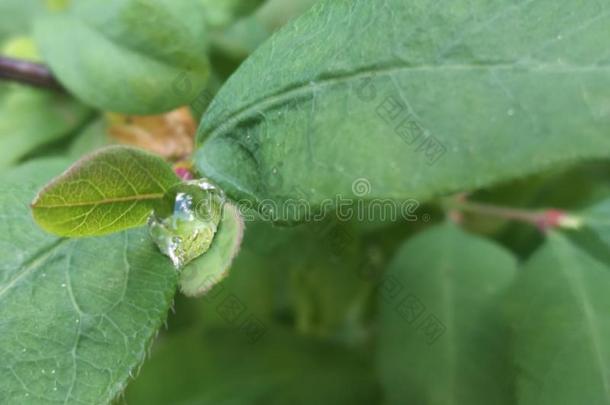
<box><xmin>0</xmin><ymin>56</ymin><xmax>64</xmax><ymax>92</ymax></box>
<box><xmin>445</xmin><ymin>197</ymin><xmax>581</xmax><ymax>231</ymax></box>
<box><xmin>451</xmin><ymin>200</ymin><xmax>541</xmax><ymax>223</ymax></box>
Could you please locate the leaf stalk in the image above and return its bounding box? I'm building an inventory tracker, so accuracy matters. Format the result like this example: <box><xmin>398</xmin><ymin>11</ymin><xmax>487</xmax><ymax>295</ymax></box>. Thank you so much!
<box><xmin>445</xmin><ymin>196</ymin><xmax>583</xmax><ymax>232</ymax></box>
<box><xmin>0</xmin><ymin>56</ymin><xmax>64</xmax><ymax>92</ymax></box>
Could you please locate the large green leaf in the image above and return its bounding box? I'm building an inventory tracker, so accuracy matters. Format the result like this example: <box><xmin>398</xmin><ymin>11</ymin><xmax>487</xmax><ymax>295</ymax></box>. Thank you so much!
<box><xmin>0</xmin><ymin>84</ymin><xmax>91</xmax><ymax>171</ymax></box>
<box><xmin>125</xmin><ymin>328</ymin><xmax>380</xmax><ymax>404</ymax></box>
<box><xmin>0</xmin><ymin>159</ymin><xmax>177</xmax><ymax>404</ymax></box>
<box><xmin>32</xmin><ymin>146</ymin><xmax>180</xmax><ymax>237</ymax></box>
<box><xmin>508</xmin><ymin>232</ymin><xmax>610</xmax><ymax>404</ymax></box>
<box><xmin>378</xmin><ymin>223</ymin><xmax>516</xmax><ymax>404</ymax></box>
<box><xmin>34</xmin><ymin>0</ymin><xmax>211</xmax><ymax>114</ymax></box>
<box><xmin>196</xmin><ymin>0</ymin><xmax>610</xmax><ymax>220</ymax></box>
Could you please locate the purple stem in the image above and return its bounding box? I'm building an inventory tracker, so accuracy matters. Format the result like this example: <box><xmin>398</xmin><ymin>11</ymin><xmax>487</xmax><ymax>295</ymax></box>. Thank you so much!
<box><xmin>0</xmin><ymin>56</ymin><xmax>64</xmax><ymax>92</ymax></box>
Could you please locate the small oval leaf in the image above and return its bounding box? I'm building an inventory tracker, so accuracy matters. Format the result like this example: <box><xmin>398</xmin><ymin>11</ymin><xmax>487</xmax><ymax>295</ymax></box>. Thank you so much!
<box><xmin>31</xmin><ymin>145</ymin><xmax>180</xmax><ymax>237</ymax></box>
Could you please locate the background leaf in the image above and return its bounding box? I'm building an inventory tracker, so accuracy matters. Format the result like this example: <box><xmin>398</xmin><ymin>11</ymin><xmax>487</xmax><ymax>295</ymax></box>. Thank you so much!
<box><xmin>32</xmin><ymin>146</ymin><xmax>180</xmax><ymax>237</ymax></box>
<box><xmin>508</xmin><ymin>232</ymin><xmax>610</xmax><ymax>405</ymax></box>
<box><xmin>209</xmin><ymin>0</ymin><xmax>319</xmax><ymax>75</ymax></box>
<box><xmin>582</xmin><ymin>197</ymin><xmax>610</xmax><ymax>246</ymax></box>
<box><xmin>196</xmin><ymin>0</ymin><xmax>610</xmax><ymax>219</ymax></box>
<box><xmin>124</xmin><ymin>328</ymin><xmax>380</xmax><ymax>405</ymax></box>
<box><xmin>0</xmin><ymin>84</ymin><xmax>92</xmax><ymax>171</ymax></box>
<box><xmin>176</xmin><ymin>215</ymin><xmax>412</xmax><ymax>344</ymax></box>
<box><xmin>200</xmin><ymin>0</ymin><xmax>265</xmax><ymax>28</ymax></box>
<box><xmin>378</xmin><ymin>223</ymin><xmax>516</xmax><ymax>404</ymax></box>
<box><xmin>34</xmin><ymin>0</ymin><xmax>211</xmax><ymax>114</ymax></box>
<box><xmin>179</xmin><ymin>202</ymin><xmax>245</xmax><ymax>297</ymax></box>
<box><xmin>0</xmin><ymin>32</ymin><xmax>92</xmax><ymax>172</ymax></box>
<box><xmin>0</xmin><ymin>159</ymin><xmax>177</xmax><ymax>404</ymax></box>
<box><xmin>0</xmin><ymin>0</ymin><xmax>41</xmax><ymax>41</ymax></box>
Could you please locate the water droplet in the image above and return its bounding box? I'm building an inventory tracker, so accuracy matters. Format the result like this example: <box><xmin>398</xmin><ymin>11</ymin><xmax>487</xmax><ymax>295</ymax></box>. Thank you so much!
<box><xmin>61</xmin><ymin>283</ymin><xmax>66</xmax><ymax>288</ymax></box>
<box><xmin>53</xmin><ymin>387</ymin><xmax>58</xmax><ymax>392</ymax></box>
<box><xmin>51</xmin><ymin>369</ymin><xmax>56</xmax><ymax>374</ymax></box>
<box><xmin>41</xmin><ymin>369</ymin><xmax>46</xmax><ymax>374</ymax></box>
<box><xmin>75</xmin><ymin>319</ymin><xmax>80</xmax><ymax>323</ymax></box>
<box><xmin>148</xmin><ymin>179</ymin><xmax>225</xmax><ymax>268</ymax></box>
<box><xmin>507</xmin><ymin>109</ymin><xmax>515</xmax><ymax>116</ymax></box>
<box><xmin>557</xmin><ymin>34</ymin><xmax>562</xmax><ymax>40</ymax></box>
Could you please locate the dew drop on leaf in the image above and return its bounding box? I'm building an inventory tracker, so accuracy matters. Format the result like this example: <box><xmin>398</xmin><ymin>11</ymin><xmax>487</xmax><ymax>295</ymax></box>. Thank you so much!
<box><xmin>148</xmin><ymin>179</ymin><xmax>225</xmax><ymax>268</ymax></box>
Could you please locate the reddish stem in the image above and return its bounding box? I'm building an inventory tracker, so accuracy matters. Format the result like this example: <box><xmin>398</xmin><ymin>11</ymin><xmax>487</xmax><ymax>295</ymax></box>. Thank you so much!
<box><xmin>448</xmin><ymin>199</ymin><xmax>572</xmax><ymax>232</ymax></box>
<box><xmin>0</xmin><ymin>56</ymin><xmax>64</xmax><ymax>92</ymax></box>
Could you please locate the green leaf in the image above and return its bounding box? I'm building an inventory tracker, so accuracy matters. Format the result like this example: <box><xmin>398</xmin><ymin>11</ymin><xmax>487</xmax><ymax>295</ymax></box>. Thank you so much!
<box><xmin>210</xmin><ymin>13</ymin><xmax>271</xmax><ymax>61</ymax></box>
<box><xmin>125</xmin><ymin>328</ymin><xmax>380</xmax><ymax>405</ymax></box>
<box><xmin>582</xmin><ymin>197</ymin><xmax>610</xmax><ymax>246</ymax></box>
<box><xmin>0</xmin><ymin>159</ymin><xmax>177</xmax><ymax>404</ymax></box>
<box><xmin>179</xmin><ymin>202</ymin><xmax>245</xmax><ymax>297</ymax></box>
<box><xmin>378</xmin><ymin>223</ymin><xmax>516</xmax><ymax>404</ymax></box>
<box><xmin>561</xmin><ymin>197</ymin><xmax>610</xmax><ymax>266</ymax></box>
<box><xmin>196</xmin><ymin>0</ymin><xmax>610</xmax><ymax>220</ymax></box>
<box><xmin>254</xmin><ymin>0</ymin><xmax>319</xmax><ymax>31</ymax></box>
<box><xmin>209</xmin><ymin>0</ymin><xmax>319</xmax><ymax>62</ymax></box>
<box><xmin>508</xmin><ymin>232</ymin><xmax>610</xmax><ymax>404</ymax></box>
<box><xmin>0</xmin><ymin>84</ymin><xmax>91</xmax><ymax>171</ymax></box>
<box><xmin>34</xmin><ymin>0</ymin><xmax>211</xmax><ymax>114</ymax></box>
<box><xmin>201</xmin><ymin>0</ymin><xmax>265</xmax><ymax>28</ymax></box>
<box><xmin>31</xmin><ymin>146</ymin><xmax>180</xmax><ymax>237</ymax></box>
<box><xmin>0</xmin><ymin>0</ymin><xmax>41</xmax><ymax>41</ymax></box>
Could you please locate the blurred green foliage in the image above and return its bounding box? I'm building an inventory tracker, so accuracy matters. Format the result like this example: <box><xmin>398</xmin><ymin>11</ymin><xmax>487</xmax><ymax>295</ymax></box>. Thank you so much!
<box><xmin>0</xmin><ymin>1</ymin><xmax>609</xmax><ymax>404</ymax></box>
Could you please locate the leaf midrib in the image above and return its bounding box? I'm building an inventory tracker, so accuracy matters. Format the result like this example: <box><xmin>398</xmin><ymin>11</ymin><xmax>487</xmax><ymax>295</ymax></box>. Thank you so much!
<box><xmin>437</xmin><ymin>229</ymin><xmax>457</xmax><ymax>405</ymax></box>
<box><xmin>32</xmin><ymin>193</ymin><xmax>164</xmax><ymax>209</ymax></box>
<box><xmin>202</xmin><ymin>61</ymin><xmax>610</xmax><ymax>140</ymax></box>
